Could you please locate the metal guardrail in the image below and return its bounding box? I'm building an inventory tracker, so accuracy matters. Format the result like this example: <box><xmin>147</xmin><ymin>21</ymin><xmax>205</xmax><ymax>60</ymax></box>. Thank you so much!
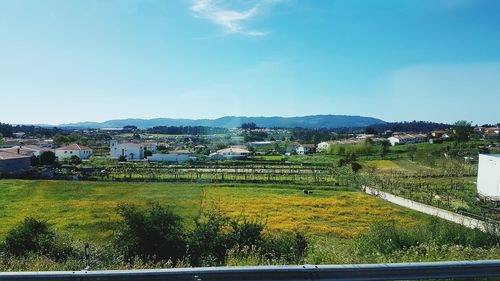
<box><xmin>1</xmin><ymin>260</ymin><xmax>500</xmax><ymax>281</ymax></box>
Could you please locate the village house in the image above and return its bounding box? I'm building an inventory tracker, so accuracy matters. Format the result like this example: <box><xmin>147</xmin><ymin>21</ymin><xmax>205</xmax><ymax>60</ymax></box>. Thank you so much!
<box><xmin>55</xmin><ymin>143</ymin><xmax>93</xmax><ymax>160</ymax></box>
<box><xmin>0</xmin><ymin>145</ymin><xmax>53</xmax><ymax>158</ymax></box>
<box><xmin>387</xmin><ymin>134</ymin><xmax>427</xmax><ymax>146</ymax></box>
<box><xmin>296</xmin><ymin>144</ymin><xmax>316</xmax><ymax>155</ymax></box>
<box><xmin>210</xmin><ymin>146</ymin><xmax>251</xmax><ymax>160</ymax></box>
<box><xmin>109</xmin><ymin>140</ymin><xmax>157</xmax><ymax>161</ymax></box>
<box><xmin>0</xmin><ymin>150</ymin><xmax>32</xmax><ymax>173</ymax></box>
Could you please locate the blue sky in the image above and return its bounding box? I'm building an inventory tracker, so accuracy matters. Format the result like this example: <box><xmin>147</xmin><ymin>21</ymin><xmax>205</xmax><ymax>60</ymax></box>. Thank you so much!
<box><xmin>1</xmin><ymin>0</ymin><xmax>500</xmax><ymax>125</ymax></box>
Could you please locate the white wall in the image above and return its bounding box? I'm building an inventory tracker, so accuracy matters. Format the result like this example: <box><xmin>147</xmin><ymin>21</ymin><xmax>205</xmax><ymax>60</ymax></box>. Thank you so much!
<box><xmin>148</xmin><ymin>153</ymin><xmax>194</xmax><ymax>163</ymax></box>
<box><xmin>477</xmin><ymin>154</ymin><xmax>500</xmax><ymax>200</ymax></box>
<box><xmin>363</xmin><ymin>186</ymin><xmax>493</xmax><ymax>232</ymax></box>
<box><xmin>55</xmin><ymin>149</ymin><xmax>92</xmax><ymax>160</ymax></box>
<box><xmin>110</xmin><ymin>142</ymin><xmax>144</xmax><ymax>160</ymax></box>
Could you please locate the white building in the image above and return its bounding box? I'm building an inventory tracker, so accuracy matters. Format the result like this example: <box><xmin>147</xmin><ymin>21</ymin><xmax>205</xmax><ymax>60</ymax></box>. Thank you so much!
<box><xmin>477</xmin><ymin>154</ymin><xmax>500</xmax><ymax>200</ymax></box>
<box><xmin>109</xmin><ymin>140</ymin><xmax>157</xmax><ymax>161</ymax></box>
<box><xmin>387</xmin><ymin>134</ymin><xmax>427</xmax><ymax>146</ymax></box>
<box><xmin>148</xmin><ymin>153</ymin><xmax>196</xmax><ymax>163</ymax></box>
<box><xmin>210</xmin><ymin>147</ymin><xmax>251</xmax><ymax>160</ymax></box>
<box><xmin>0</xmin><ymin>145</ymin><xmax>53</xmax><ymax>157</ymax></box>
<box><xmin>55</xmin><ymin>143</ymin><xmax>93</xmax><ymax>160</ymax></box>
<box><xmin>296</xmin><ymin>144</ymin><xmax>316</xmax><ymax>155</ymax></box>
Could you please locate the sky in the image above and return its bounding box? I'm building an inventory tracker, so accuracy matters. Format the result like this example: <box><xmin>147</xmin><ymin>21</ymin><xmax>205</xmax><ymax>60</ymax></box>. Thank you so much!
<box><xmin>1</xmin><ymin>0</ymin><xmax>500</xmax><ymax>125</ymax></box>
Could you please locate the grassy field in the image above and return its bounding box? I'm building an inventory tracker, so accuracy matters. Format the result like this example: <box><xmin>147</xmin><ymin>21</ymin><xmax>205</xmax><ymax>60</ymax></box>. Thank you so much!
<box><xmin>0</xmin><ymin>180</ymin><xmax>425</xmax><ymax>243</ymax></box>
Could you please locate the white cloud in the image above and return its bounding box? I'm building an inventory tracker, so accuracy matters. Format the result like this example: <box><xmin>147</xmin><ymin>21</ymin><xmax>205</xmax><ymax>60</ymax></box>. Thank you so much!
<box><xmin>190</xmin><ymin>0</ymin><xmax>278</xmax><ymax>36</ymax></box>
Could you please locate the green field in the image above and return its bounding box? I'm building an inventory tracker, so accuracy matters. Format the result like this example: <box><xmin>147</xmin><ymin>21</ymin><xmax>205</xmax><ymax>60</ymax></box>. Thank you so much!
<box><xmin>0</xmin><ymin>180</ymin><xmax>426</xmax><ymax>243</ymax></box>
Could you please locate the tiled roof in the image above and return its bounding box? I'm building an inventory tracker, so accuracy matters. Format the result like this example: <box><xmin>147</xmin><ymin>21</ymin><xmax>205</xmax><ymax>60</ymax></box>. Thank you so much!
<box><xmin>0</xmin><ymin>151</ymin><xmax>31</xmax><ymax>160</ymax></box>
<box><xmin>56</xmin><ymin>143</ymin><xmax>92</xmax><ymax>151</ymax></box>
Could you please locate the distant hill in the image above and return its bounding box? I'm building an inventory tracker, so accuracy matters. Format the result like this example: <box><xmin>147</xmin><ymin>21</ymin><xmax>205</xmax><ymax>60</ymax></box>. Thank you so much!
<box><xmin>58</xmin><ymin>115</ymin><xmax>386</xmax><ymax>129</ymax></box>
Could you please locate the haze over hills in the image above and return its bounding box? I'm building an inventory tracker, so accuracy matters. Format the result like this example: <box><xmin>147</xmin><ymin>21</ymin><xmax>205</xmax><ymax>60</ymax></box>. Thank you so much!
<box><xmin>58</xmin><ymin>115</ymin><xmax>386</xmax><ymax>129</ymax></box>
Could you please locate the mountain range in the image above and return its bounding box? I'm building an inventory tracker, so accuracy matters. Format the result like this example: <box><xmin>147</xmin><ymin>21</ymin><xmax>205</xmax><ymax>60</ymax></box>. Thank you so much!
<box><xmin>58</xmin><ymin>115</ymin><xmax>386</xmax><ymax>129</ymax></box>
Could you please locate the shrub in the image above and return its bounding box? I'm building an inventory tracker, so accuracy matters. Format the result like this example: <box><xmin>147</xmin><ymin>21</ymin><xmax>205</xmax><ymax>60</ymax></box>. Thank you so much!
<box><xmin>260</xmin><ymin>232</ymin><xmax>308</xmax><ymax>264</ymax></box>
<box><xmin>114</xmin><ymin>203</ymin><xmax>186</xmax><ymax>263</ymax></box>
<box><xmin>1</xmin><ymin>218</ymin><xmax>74</xmax><ymax>262</ymax></box>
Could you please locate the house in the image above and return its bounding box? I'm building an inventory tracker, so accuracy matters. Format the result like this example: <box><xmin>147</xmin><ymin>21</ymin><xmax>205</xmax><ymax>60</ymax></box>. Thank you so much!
<box><xmin>210</xmin><ymin>146</ymin><xmax>251</xmax><ymax>160</ymax></box>
<box><xmin>0</xmin><ymin>145</ymin><xmax>53</xmax><ymax>157</ymax></box>
<box><xmin>55</xmin><ymin>143</ymin><xmax>93</xmax><ymax>160</ymax></box>
<box><xmin>0</xmin><ymin>151</ymin><xmax>32</xmax><ymax>173</ymax></box>
<box><xmin>477</xmin><ymin>154</ymin><xmax>500</xmax><ymax>201</ymax></box>
<box><xmin>387</xmin><ymin>134</ymin><xmax>427</xmax><ymax>146</ymax></box>
<box><xmin>296</xmin><ymin>144</ymin><xmax>316</xmax><ymax>155</ymax></box>
<box><xmin>109</xmin><ymin>140</ymin><xmax>157</xmax><ymax>161</ymax></box>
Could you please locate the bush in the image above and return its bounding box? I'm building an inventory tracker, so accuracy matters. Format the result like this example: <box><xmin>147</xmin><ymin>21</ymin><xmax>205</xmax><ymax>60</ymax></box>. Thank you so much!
<box><xmin>188</xmin><ymin>211</ymin><xmax>233</xmax><ymax>266</ymax></box>
<box><xmin>1</xmin><ymin>218</ymin><xmax>74</xmax><ymax>262</ymax></box>
<box><xmin>69</xmin><ymin>155</ymin><xmax>82</xmax><ymax>165</ymax></box>
<box><xmin>260</xmin><ymin>232</ymin><xmax>308</xmax><ymax>264</ymax></box>
<box><xmin>40</xmin><ymin>151</ymin><xmax>56</xmax><ymax>165</ymax></box>
<box><xmin>358</xmin><ymin>218</ymin><xmax>500</xmax><ymax>256</ymax></box>
<box><xmin>114</xmin><ymin>203</ymin><xmax>186</xmax><ymax>263</ymax></box>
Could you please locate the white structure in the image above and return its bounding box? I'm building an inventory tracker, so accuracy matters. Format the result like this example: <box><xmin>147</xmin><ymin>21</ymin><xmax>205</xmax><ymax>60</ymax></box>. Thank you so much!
<box><xmin>148</xmin><ymin>153</ymin><xmax>196</xmax><ymax>163</ymax></box>
<box><xmin>296</xmin><ymin>144</ymin><xmax>316</xmax><ymax>155</ymax></box>
<box><xmin>317</xmin><ymin>141</ymin><xmax>331</xmax><ymax>152</ymax></box>
<box><xmin>55</xmin><ymin>143</ymin><xmax>93</xmax><ymax>160</ymax></box>
<box><xmin>109</xmin><ymin>140</ymin><xmax>157</xmax><ymax>161</ymax></box>
<box><xmin>477</xmin><ymin>154</ymin><xmax>500</xmax><ymax>200</ymax></box>
<box><xmin>210</xmin><ymin>147</ymin><xmax>251</xmax><ymax>160</ymax></box>
<box><xmin>388</xmin><ymin>134</ymin><xmax>427</xmax><ymax>146</ymax></box>
<box><xmin>0</xmin><ymin>145</ymin><xmax>53</xmax><ymax>157</ymax></box>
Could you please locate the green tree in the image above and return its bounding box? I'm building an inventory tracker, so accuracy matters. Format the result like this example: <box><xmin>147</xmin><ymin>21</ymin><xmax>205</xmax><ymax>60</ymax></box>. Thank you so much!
<box><xmin>407</xmin><ymin>145</ymin><xmax>417</xmax><ymax>161</ymax></box>
<box><xmin>380</xmin><ymin>140</ymin><xmax>390</xmax><ymax>158</ymax></box>
<box><xmin>114</xmin><ymin>203</ymin><xmax>186</xmax><ymax>263</ymax></box>
<box><xmin>40</xmin><ymin>151</ymin><xmax>56</xmax><ymax>165</ymax></box>
<box><xmin>452</xmin><ymin>120</ymin><xmax>473</xmax><ymax>142</ymax></box>
<box><xmin>2</xmin><ymin>218</ymin><xmax>73</xmax><ymax>261</ymax></box>
<box><xmin>69</xmin><ymin>155</ymin><xmax>82</xmax><ymax>165</ymax></box>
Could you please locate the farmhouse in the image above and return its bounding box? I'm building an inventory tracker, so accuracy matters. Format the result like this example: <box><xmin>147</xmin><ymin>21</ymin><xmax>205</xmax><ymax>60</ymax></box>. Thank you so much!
<box><xmin>0</xmin><ymin>151</ymin><xmax>32</xmax><ymax>173</ymax></box>
<box><xmin>296</xmin><ymin>144</ymin><xmax>316</xmax><ymax>155</ymax></box>
<box><xmin>109</xmin><ymin>140</ymin><xmax>157</xmax><ymax>161</ymax></box>
<box><xmin>387</xmin><ymin>134</ymin><xmax>427</xmax><ymax>146</ymax></box>
<box><xmin>477</xmin><ymin>154</ymin><xmax>500</xmax><ymax>201</ymax></box>
<box><xmin>55</xmin><ymin>143</ymin><xmax>93</xmax><ymax>160</ymax></box>
<box><xmin>1</xmin><ymin>145</ymin><xmax>53</xmax><ymax>157</ymax></box>
<box><xmin>210</xmin><ymin>146</ymin><xmax>251</xmax><ymax>160</ymax></box>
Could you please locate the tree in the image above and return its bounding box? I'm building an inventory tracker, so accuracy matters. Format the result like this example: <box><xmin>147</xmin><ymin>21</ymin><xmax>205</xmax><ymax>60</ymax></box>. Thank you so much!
<box><xmin>380</xmin><ymin>140</ymin><xmax>390</xmax><ymax>158</ymax></box>
<box><xmin>2</xmin><ymin>217</ymin><xmax>73</xmax><ymax>261</ymax></box>
<box><xmin>452</xmin><ymin>120</ymin><xmax>473</xmax><ymax>142</ymax></box>
<box><xmin>114</xmin><ymin>203</ymin><xmax>186</xmax><ymax>263</ymax></box>
<box><xmin>40</xmin><ymin>151</ymin><xmax>56</xmax><ymax>165</ymax></box>
<box><xmin>30</xmin><ymin>155</ymin><xmax>40</xmax><ymax>166</ymax></box>
<box><xmin>407</xmin><ymin>145</ymin><xmax>417</xmax><ymax>161</ymax></box>
<box><xmin>69</xmin><ymin>155</ymin><xmax>82</xmax><ymax>165</ymax></box>
<box><xmin>241</xmin><ymin>122</ymin><xmax>257</xmax><ymax>130</ymax></box>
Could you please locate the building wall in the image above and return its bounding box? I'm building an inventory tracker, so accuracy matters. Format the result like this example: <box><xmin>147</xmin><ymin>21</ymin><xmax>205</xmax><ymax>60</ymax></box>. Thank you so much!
<box><xmin>477</xmin><ymin>154</ymin><xmax>500</xmax><ymax>200</ymax></box>
<box><xmin>0</xmin><ymin>157</ymin><xmax>32</xmax><ymax>173</ymax></box>
<box><xmin>56</xmin><ymin>149</ymin><xmax>93</xmax><ymax>160</ymax></box>
<box><xmin>110</xmin><ymin>142</ymin><xmax>144</xmax><ymax>160</ymax></box>
<box><xmin>148</xmin><ymin>153</ymin><xmax>193</xmax><ymax>163</ymax></box>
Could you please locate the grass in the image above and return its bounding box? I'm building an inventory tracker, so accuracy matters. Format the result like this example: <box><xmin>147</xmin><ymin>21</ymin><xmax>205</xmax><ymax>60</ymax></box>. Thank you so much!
<box><xmin>0</xmin><ymin>179</ymin><xmax>426</xmax><ymax>243</ymax></box>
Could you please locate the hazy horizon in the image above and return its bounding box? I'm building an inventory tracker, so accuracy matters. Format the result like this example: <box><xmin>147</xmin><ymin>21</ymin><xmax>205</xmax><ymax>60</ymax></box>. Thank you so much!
<box><xmin>1</xmin><ymin>0</ymin><xmax>500</xmax><ymax>125</ymax></box>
